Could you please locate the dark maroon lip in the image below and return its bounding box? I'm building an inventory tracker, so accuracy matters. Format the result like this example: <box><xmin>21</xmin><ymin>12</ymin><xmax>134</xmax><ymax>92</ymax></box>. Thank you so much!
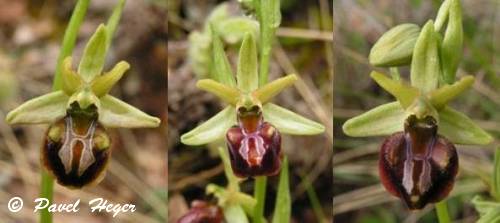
<box><xmin>379</xmin><ymin>115</ymin><xmax>458</xmax><ymax>210</ymax></box>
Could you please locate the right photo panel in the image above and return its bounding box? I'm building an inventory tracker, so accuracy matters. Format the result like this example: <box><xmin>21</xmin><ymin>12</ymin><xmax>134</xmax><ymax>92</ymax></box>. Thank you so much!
<box><xmin>333</xmin><ymin>0</ymin><xmax>498</xmax><ymax>222</ymax></box>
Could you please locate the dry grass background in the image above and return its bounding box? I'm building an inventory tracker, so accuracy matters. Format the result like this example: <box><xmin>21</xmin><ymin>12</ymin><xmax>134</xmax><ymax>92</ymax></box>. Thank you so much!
<box><xmin>0</xmin><ymin>0</ymin><xmax>167</xmax><ymax>222</ymax></box>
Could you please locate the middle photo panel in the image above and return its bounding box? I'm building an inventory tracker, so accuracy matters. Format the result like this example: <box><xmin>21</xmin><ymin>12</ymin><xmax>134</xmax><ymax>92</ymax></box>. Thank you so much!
<box><xmin>167</xmin><ymin>0</ymin><xmax>333</xmax><ymax>222</ymax></box>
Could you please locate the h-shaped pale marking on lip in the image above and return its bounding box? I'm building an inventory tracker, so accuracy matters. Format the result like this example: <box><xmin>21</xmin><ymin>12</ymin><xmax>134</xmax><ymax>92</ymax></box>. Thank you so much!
<box><xmin>239</xmin><ymin>132</ymin><xmax>266</xmax><ymax>167</ymax></box>
<box><xmin>402</xmin><ymin>132</ymin><xmax>436</xmax><ymax>199</ymax></box>
<box><xmin>58</xmin><ymin>117</ymin><xmax>97</xmax><ymax>177</ymax></box>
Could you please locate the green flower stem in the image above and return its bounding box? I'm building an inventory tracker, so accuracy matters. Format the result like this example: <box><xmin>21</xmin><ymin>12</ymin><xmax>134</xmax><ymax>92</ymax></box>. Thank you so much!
<box><xmin>41</xmin><ymin>1</ymin><xmax>89</xmax><ymax>223</ymax></box>
<box><xmin>436</xmin><ymin>201</ymin><xmax>451</xmax><ymax>223</ymax></box>
<box><xmin>253</xmin><ymin>176</ymin><xmax>267</xmax><ymax>223</ymax></box>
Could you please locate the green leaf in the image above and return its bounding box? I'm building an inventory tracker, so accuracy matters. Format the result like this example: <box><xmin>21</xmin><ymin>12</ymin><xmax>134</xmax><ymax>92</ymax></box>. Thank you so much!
<box><xmin>216</xmin><ymin>18</ymin><xmax>259</xmax><ymax>44</ymax></box>
<box><xmin>253</xmin><ymin>75</ymin><xmax>297</xmax><ymax>104</ymax></box>
<box><xmin>6</xmin><ymin>91</ymin><xmax>68</xmax><ymax>124</ymax></box>
<box><xmin>411</xmin><ymin>20</ymin><xmax>440</xmax><ymax>93</ymax></box>
<box><xmin>493</xmin><ymin>148</ymin><xmax>500</xmax><ymax>200</ymax></box>
<box><xmin>105</xmin><ymin>0</ymin><xmax>125</xmax><ymax>51</ymax></box>
<box><xmin>196</xmin><ymin>79</ymin><xmax>240</xmax><ymax>105</ymax></box>
<box><xmin>237</xmin><ymin>33</ymin><xmax>259</xmax><ymax>92</ymax></box>
<box><xmin>370</xmin><ymin>71</ymin><xmax>419</xmax><ymax>108</ymax></box>
<box><xmin>472</xmin><ymin>196</ymin><xmax>500</xmax><ymax>216</ymax></box>
<box><xmin>369</xmin><ymin>23</ymin><xmax>420</xmax><ymax>67</ymax></box>
<box><xmin>438</xmin><ymin>106</ymin><xmax>493</xmax><ymax>145</ymax></box>
<box><xmin>61</xmin><ymin>57</ymin><xmax>83</xmax><ymax>95</ymax></box>
<box><xmin>272</xmin><ymin>157</ymin><xmax>290</xmax><ymax>223</ymax></box>
<box><xmin>478</xmin><ymin>209</ymin><xmax>500</xmax><ymax>223</ymax></box>
<box><xmin>223</xmin><ymin>204</ymin><xmax>249</xmax><ymax>223</ymax></box>
<box><xmin>181</xmin><ymin>106</ymin><xmax>236</xmax><ymax>145</ymax></box>
<box><xmin>98</xmin><ymin>95</ymin><xmax>160</xmax><ymax>128</ymax></box>
<box><xmin>263</xmin><ymin>103</ymin><xmax>325</xmax><ymax>135</ymax></box>
<box><xmin>429</xmin><ymin>75</ymin><xmax>474</xmax><ymax>109</ymax></box>
<box><xmin>211</xmin><ymin>27</ymin><xmax>236</xmax><ymax>87</ymax></box>
<box><xmin>343</xmin><ymin>102</ymin><xmax>406</xmax><ymax>137</ymax></box>
<box><xmin>78</xmin><ymin>24</ymin><xmax>109</xmax><ymax>82</ymax></box>
<box><xmin>440</xmin><ymin>0</ymin><xmax>463</xmax><ymax>84</ymax></box>
<box><xmin>91</xmin><ymin>61</ymin><xmax>130</xmax><ymax>97</ymax></box>
<box><xmin>434</xmin><ymin>0</ymin><xmax>451</xmax><ymax>32</ymax></box>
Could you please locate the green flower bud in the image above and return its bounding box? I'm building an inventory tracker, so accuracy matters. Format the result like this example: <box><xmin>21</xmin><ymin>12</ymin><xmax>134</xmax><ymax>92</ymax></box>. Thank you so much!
<box><xmin>369</xmin><ymin>24</ymin><xmax>420</xmax><ymax>67</ymax></box>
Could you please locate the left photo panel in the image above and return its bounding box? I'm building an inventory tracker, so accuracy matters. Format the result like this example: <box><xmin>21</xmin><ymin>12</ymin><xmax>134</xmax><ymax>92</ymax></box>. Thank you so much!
<box><xmin>0</xmin><ymin>0</ymin><xmax>167</xmax><ymax>222</ymax></box>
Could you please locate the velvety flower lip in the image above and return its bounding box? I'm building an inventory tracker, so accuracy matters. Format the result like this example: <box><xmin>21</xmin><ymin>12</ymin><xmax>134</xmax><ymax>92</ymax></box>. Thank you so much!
<box><xmin>177</xmin><ymin>200</ymin><xmax>223</xmax><ymax>223</ymax></box>
<box><xmin>379</xmin><ymin>115</ymin><xmax>458</xmax><ymax>210</ymax></box>
<box><xmin>226</xmin><ymin>108</ymin><xmax>282</xmax><ymax>178</ymax></box>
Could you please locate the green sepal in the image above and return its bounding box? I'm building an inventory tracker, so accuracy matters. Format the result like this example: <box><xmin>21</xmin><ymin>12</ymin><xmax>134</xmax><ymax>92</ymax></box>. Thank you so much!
<box><xmin>61</xmin><ymin>57</ymin><xmax>83</xmax><ymax>95</ymax></box>
<box><xmin>440</xmin><ymin>0</ymin><xmax>463</xmax><ymax>84</ymax></box>
<box><xmin>429</xmin><ymin>75</ymin><xmax>474</xmax><ymax>110</ymax></box>
<box><xmin>370</xmin><ymin>71</ymin><xmax>419</xmax><ymax>108</ymax></box>
<box><xmin>411</xmin><ymin>20</ymin><xmax>440</xmax><ymax>93</ymax></box>
<box><xmin>211</xmin><ymin>26</ymin><xmax>237</xmax><ymax>87</ymax></box>
<box><xmin>6</xmin><ymin>91</ymin><xmax>68</xmax><ymax>124</ymax></box>
<box><xmin>181</xmin><ymin>106</ymin><xmax>236</xmax><ymax>145</ymax></box>
<box><xmin>196</xmin><ymin>79</ymin><xmax>240</xmax><ymax>105</ymax></box>
<box><xmin>237</xmin><ymin>33</ymin><xmax>258</xmax><ymax>92</ymax></box>
<box><xmin>438</xmin><ymin>106</ymin><xmax>493</xmax><ymax>145</ymax></box>
<box><xmin>272</xmin><ymin>157</ymin><xmax>290</xmax><ymax>223</ymax></box>
<box><xmin>78</xmin><ymin>24</ymin><xmax>109</xmax><ymax>82</ymax></box>
<box><xmin>253</xmin><ymin>74</ymin><xmax>297</xmax><ymax>104</ymax></box>
<box><xmin>91</xmin><ymin>61</ymin><xmax>130</xmax><ymax>97</ymax></box>
<box><xmin>263</xmin><ymin>103</ymin><xmax>324</xmax><ymax>135</ymax></box>
<box><xmin>342</xmin><ymin>102</ymin><xmax>406</xmax><ymax>137</ymax></box>
<box><xmin>369</xmin><ymin>23</ymin><xmax>420</xmax><ymax>67</ymax></box>
<box><xmin>98</xmin><ymin>95</ymin><xmax>160</xmax><ymax>128</ymax></box>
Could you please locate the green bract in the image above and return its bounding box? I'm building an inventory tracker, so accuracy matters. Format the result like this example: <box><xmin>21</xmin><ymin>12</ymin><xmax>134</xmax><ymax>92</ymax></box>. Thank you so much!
<box><xmin>343</xmin><ymin>0</ymin><xmax>492</xmax><ymax>146</ymax></box>
<box><xmin>6</xmin><ymin>24</ymin><xmax>160</xmax><ymax>128</ymax></box>
<box><xmin>180</xmin><ymin>32</ymin><xmax>324</xmax><ymax>146</ymax></box>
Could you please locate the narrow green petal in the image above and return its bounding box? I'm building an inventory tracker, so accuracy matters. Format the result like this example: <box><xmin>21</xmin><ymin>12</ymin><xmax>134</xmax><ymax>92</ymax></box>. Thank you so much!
<box><xmin>196</xmin><ymin>79</ymin><xmax>240</xmax><ymax>105</ymax></box>
<box><xmin>78</xmin><ymin>24</ymin><xmax>109</xmax><ymax>82</ymax></box>
<box><xmin>6</xmin><ymin>91</ymin><xmax>68</xmax><ymax>124</ymax></box>
<box><xmin>253</xmin><ymin>75</ymin><xmax>297</xmax><ymax>104</ymax></box>
<box><xmin>438</xmin><ymin>106</ymin><xmax>493</xmax><ymax>145</ymax></box>
<box><xmin>211</xmin><ymin>26</ymin><xmax>236</xmax><ymax>87</ymax></box>
<box><xmin>263</xmin><ymin>103</ymin><xmax>324</xmax><ymax>135</ymax></box>
<box><xmin>411</xmin><ymin>20</ymin><xmax>440</xmax><ymax>93</ymax></box>
<box><xmin>61</xmin><ymin>57</ymin><xmax>83</xmax><ymax>95</ymax></box>
<box><xmin>272</xmin><ymin>157</ymin><xmax>290</xmax><ymax>223</ymax></box>
<box><xmin>237</xmin><ymin>33</ymin><xmax>258</xmax><ymax>92</ymax></box>
<box><xmin>343</xmin><ymin>102</ymin><xmax>407</xmax><ymax>137</ymax></box>
<box><xmin>429</xmin><ymin>75</ymin><xmax>474</xmax><ymax>109</ymax></box>
<box><xmin>370</xmin><ymin>71</ymin><xmax>419</xmax><ymax>108</ymax></box>
<box><xmin>91</xmin><ymin>61</ymin><xmax>130</xmax><ymax>97</ymax></box>
<box><xmin>98</xmin><ymin>95</ymin><xmax>160</xmax><ymax>128</ymax></box>
<box><xmin>180</xmin><ymin>106</ymin><xmax>236</xmax><ymax>145</ymax></box>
